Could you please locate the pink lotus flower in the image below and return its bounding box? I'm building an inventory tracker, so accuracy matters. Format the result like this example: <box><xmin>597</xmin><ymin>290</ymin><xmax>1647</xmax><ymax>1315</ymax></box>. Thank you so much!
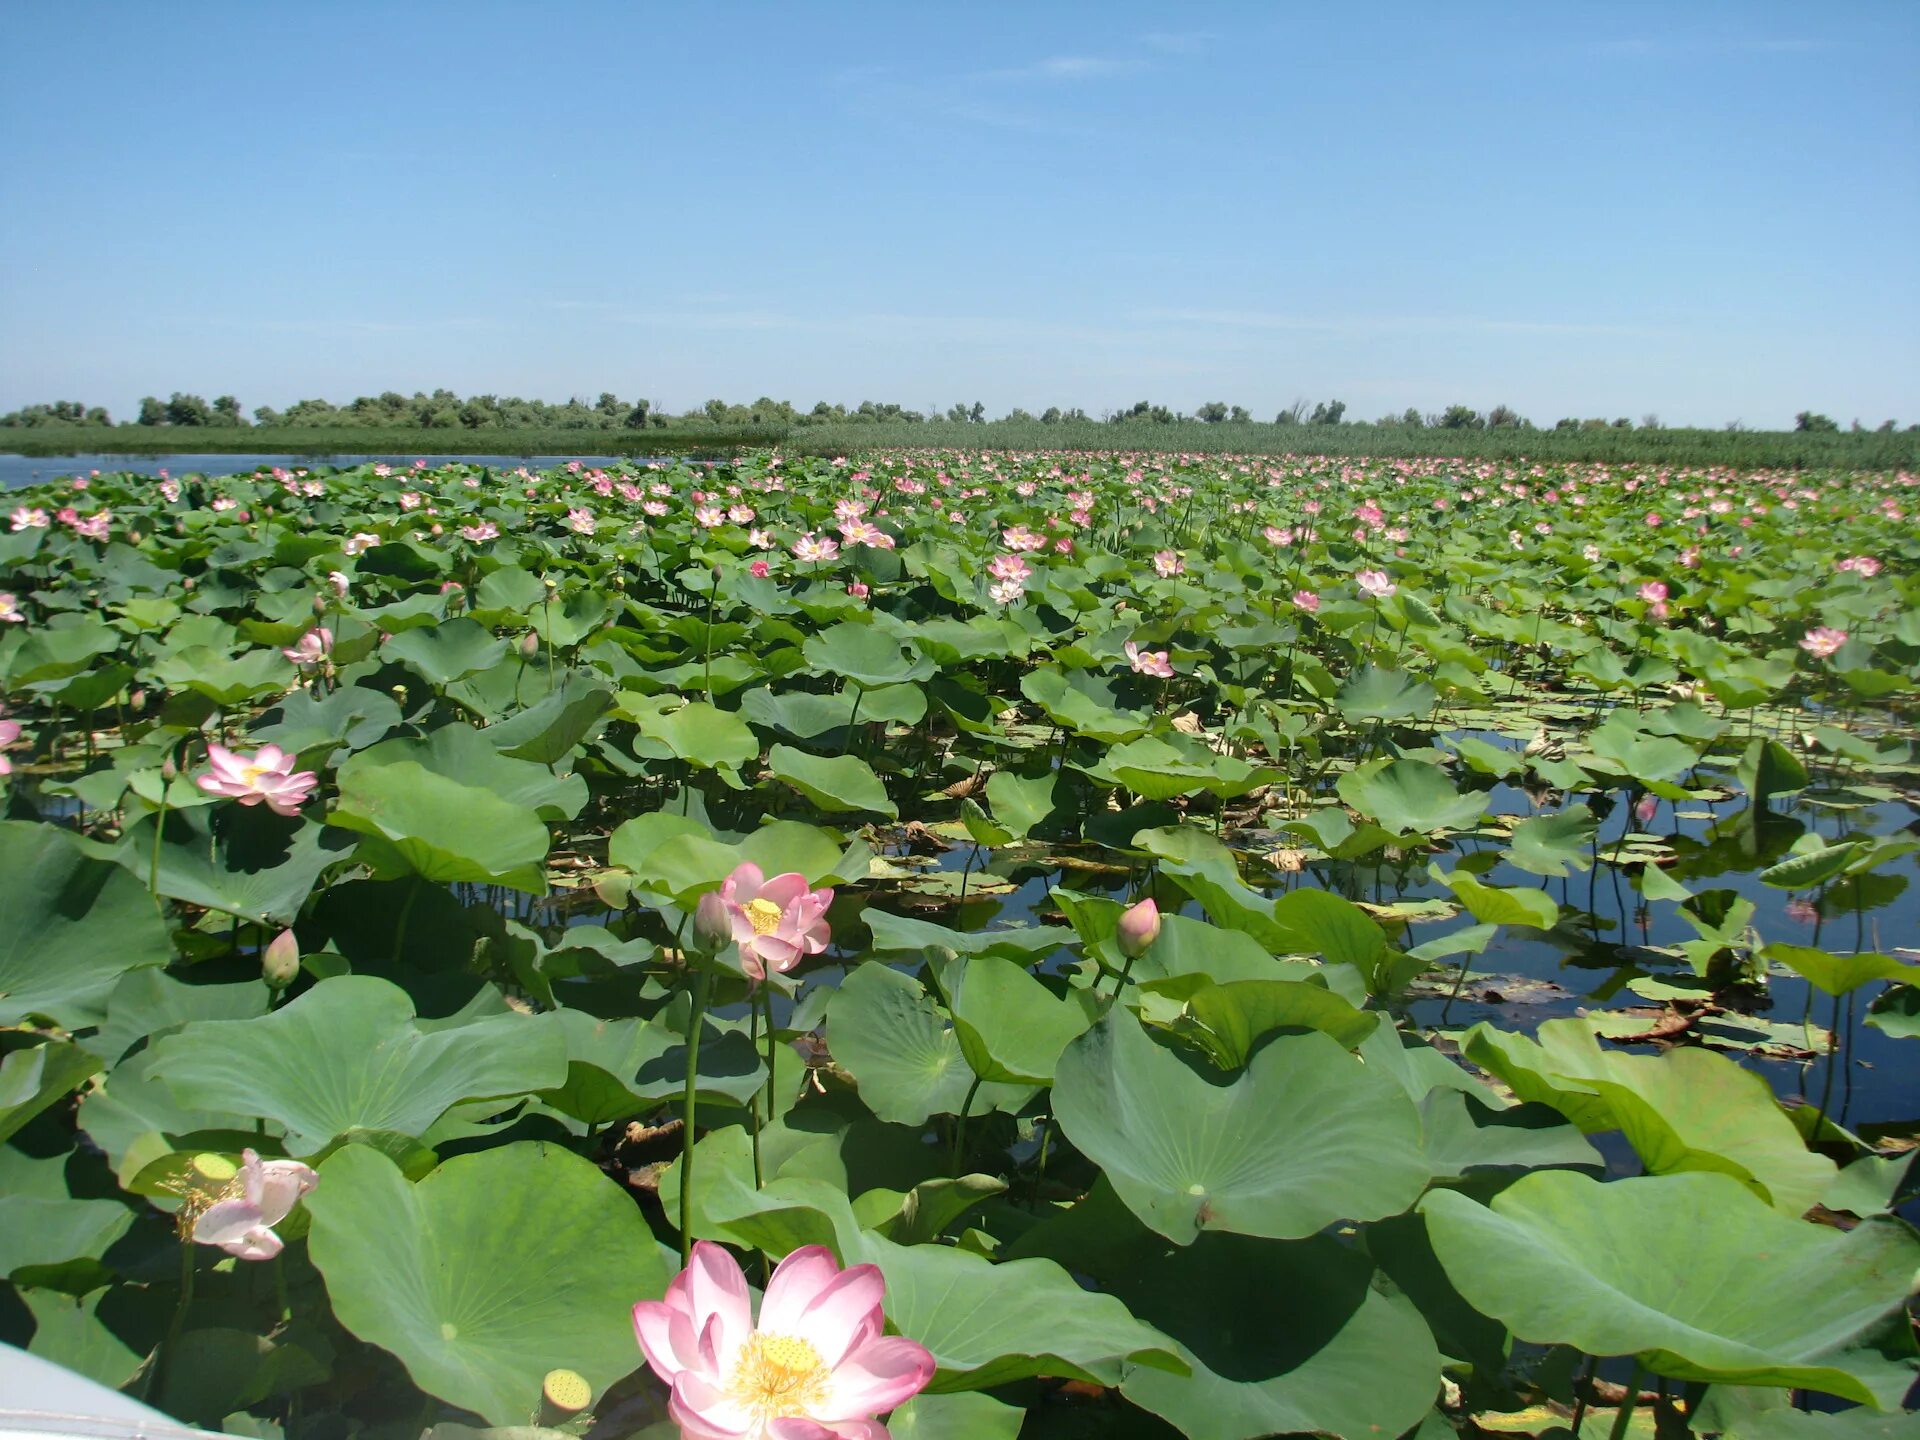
<box><xmin>633</xmin><ymin>1240</ymin><xmax>933</xmax><ymax>1440</ymax></box>
<box><xmin>986</xmin><ymin>554</ymin><xmax>1031</xmax><ymax>583</ymax></box>
<box><xmin>846</xmin><ymin>581</ymin><xmax>870</xmax><ymax>601</ymax></box>
<box><xmin>749</xmin><ymin>559</ymin><xmax>772</xmax><ymax>579</ymax></box>
<box><xmin>460</xmin><ymin>521</ymin><xmax>499</xmax><ymax>543</ymax></box>
<box><xmin>1291</xmin><ymin>589</ymin><xmax>1320</xmax><ymax>613</ymax></box>
<box><xmin>567</xmin><ymin>507</ymin><xmax>598</xmax><ymax>536</ymax></box>
<box><xmin>1151</xmin><ymin>550</ymin><xmax>1183</xmax><ymax>578</ymax></box>
<box><xmin>1117</xmin><ymin>897</ymin><xmax>1160</xmax><ymax>958</ymax></box>
<box><xmin>195</xmin><ymin>744</ymin><xmax>318</xmax><ymax>817</ymax></box>
<box><xmin>10</xmin><ymin>507</ymin><xmax>48</xmax><ymax>531</ymax></box>
<box><xmin>191</xmin><ymin>1148</ymin><xmax>318</xmax><ymax>1261</ymax></box>
<box><xmin>1355</xmin><ymin>569</ymin><xmax>1395</xmax><ymax>599</ymax></box>
<box><xmin>1838</xmin><ymin>555</ymin><xmax>1882</xmax><ymax>578</ymax></box>
<box><xmin>1799</xmin><ymin>627</ymin><xmax>1847</xmax><ymax>659</ymax></box>
<box><xmin>0</xmin><ymin>718</ymin><xmax>18</xmax><ymax>777</ymax></box>
<box><xmin>281</xmin><ymin>628</ymin><xmax>332</xmax><ymax>667</ymax></box>
<box><xmin>1637</xmin><ymin>581</ymin><xmax>1668</xmax><ymax>604</ymax></box>
<box><xmin>987</xmin><ymin>578</ymin><xmax>1024</xmax><ymax>606</ymax></box>
<box><xmin>1125</xmin><ymin>641</ymin><xmax>1174</xmax><ymax>678</ymax></box>
<box><xmin>793</xmin><ymin>533</ymin><xmax>840</xmax><ymax>563</ymax></box>
<box><xmin>0</xmin><ymin>592</ymin><xmax>23</xmax><ymax>624</ymax></box>
<box><xmin>721</xmin><ymin>862</ymin><xmax>833</xmax><ymax>981</ymax></box>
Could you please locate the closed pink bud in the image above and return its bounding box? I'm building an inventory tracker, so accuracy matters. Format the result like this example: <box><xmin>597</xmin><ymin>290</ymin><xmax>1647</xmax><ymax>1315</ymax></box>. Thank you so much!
<box><xmin>1117</xmin><ymin>897</ymin><xmax>1160</xmax><ymax>957</ymax></box>
<box><xmin>691</xmin><ymin>890</ymin><xmax>731</xmax><ymax>954</ymax></box>
<box><xmin>520</xmin><ymin>631</ymin><xmax>539</xmax><ymax>659</ymax></box>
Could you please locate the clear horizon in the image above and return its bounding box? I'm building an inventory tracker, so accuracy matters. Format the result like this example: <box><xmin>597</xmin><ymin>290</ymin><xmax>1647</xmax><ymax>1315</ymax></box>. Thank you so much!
<box><xmin>2</xmin><ymin>1</ymin><xmax>1915</xmax><ymax>429</ymax></box>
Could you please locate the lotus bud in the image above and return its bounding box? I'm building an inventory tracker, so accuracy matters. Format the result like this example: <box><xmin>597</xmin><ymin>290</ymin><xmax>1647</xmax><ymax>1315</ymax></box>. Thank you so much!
<box><xmin>314</xmin><ymin>594</ymin><xmax>329</xmax><ymax>615</ymax></box>
<box><xmin>1116</xmin><ymin>897</ymin><xmax>1161</xmax><ymax>958</ymax></box>
<box><xmin>129</xmin><ymin>689</ymin><xmax>146</xmax><ymax>714</ymax></box>
<box><xmin>160</xmin><ymin>755</ymin><xmax>177</xmax><ymax>781</ymax></box>
<box><xmin>691</xmin><ymin>890</ymin><xmax>731</xmax><ymax>954</ymax></box>
<box><xmin>262</xmin><ymin>928</ymin><xmax>300</xmax><ymax>989</ymax></box>
<box><xmin>520</xmin><ymin>630</ymin><xmax>539</xmax><ymax>659</ymax></box>
<box><xmin>540</xmin><ymin>1369</ymin><xmax>592</xmax><ymax>1424</ymax></box>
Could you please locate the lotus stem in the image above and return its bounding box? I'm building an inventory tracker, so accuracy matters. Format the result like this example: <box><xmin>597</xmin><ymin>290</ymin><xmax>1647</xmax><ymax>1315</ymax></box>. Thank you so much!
<box><xmin>679</xmin><ymin>969</ymin><xmax>711</xmax><ymax>1264</ymax></box>
<box><xmin>1607</xmin><ymin>1362</ymin><xmax>1643</xmax><ymax>1440</ymax></box>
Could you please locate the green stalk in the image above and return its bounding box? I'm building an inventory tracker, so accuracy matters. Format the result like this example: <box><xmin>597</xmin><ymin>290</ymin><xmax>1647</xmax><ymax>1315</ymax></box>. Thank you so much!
<box><xmin>1607</xmin><ymin>1362</ymin><xmax>1644</xmax><ymax>1440</ymax></box>
<box><xmin>678</xmin><ymin>970</ymin><xmax>712</xmax><ymax>1264</ymax></box>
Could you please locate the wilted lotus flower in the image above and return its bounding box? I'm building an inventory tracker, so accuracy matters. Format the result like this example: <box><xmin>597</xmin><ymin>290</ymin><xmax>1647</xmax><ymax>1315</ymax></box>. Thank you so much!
<box><xmin>195</xmin><ymin>743</ymin><xmax>318</xmax><ymax>816</ymax></box>
<box><xmin>633</xmin><ymin>1240</ymin><xmax>933</xmax><ymax>1440</ymax></box>
<box><xmin>281</xmin><ymin>627</ymin><xmax>333</xmax><ymax>668</ymax></box>
<box><xmin>721</xmin><ymin>862</ymin><xmax>833</xmax><ymax>981</ymax></box>
<box><xmin>1117</xmin><ymin>897</ymin><xmax>1161</xmax><ymax>958</ymax></box>
<box><xmin>190</xmin><ymin>1148</ymin><xmax>318</xmax><ymax>1261</ymax></box>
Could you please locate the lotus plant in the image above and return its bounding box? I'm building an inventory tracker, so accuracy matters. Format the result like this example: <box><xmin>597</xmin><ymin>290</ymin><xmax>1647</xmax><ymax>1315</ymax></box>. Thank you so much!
<box><xmin>721</xmin><ymin>862</ymin><xmax>835</xmax><ymax>982</ymax></box>
<box><xmin>633</xmin><ymin>1240</ymin><xmax>934</xmax><ymax>1440</ymax></box>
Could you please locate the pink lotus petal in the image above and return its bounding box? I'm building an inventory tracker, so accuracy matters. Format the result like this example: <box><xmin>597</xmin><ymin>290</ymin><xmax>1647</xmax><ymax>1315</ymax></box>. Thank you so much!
<box><xmin>821</xmin><ymin>1336</ymin><xmax>939</xmax><ymax>1421</ymax></box>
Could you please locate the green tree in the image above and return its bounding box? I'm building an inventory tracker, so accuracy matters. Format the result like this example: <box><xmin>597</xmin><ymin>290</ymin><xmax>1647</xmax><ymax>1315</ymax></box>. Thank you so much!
<box><xmin>1435</xmin><ymin>405</ymin><xmax>1484</xmax><ymax>430</ymax></box>
<box><xmin>137</xmin><ymin>396</ymin><xmax>166</xmax><ymax>426</ymax></box>
<box><xmin>165</xmin><ymin>393</ymin><xmax>210</xmax><ymax>426</ymax></box>
<box><xmin>1308</xmin><ymin>399</ymin><xmax>1346</xmax><ymax>425</ymax></box>
<box><xmin>1195</xmin><ymin>401</ymin><xmax>1229</xmax><ymax>423</ymax></box>
<box><xmin>212</xmin><ymin>395</ymin><xmax>246</xmax><ymax>426</ymax></box>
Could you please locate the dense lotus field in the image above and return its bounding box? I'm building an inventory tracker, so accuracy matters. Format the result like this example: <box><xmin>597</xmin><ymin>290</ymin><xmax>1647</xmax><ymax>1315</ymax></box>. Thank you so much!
<box><xmin>3</xmin><ymin>448</ymin><xmax>1920</xmax><ymax>1440</ymax></box>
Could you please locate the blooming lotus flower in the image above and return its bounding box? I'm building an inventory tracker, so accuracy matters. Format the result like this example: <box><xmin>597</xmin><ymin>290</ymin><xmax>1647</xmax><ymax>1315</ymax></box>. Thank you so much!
<box><xmin>341</xmin><ymin>532</ymin><xmax>381</xmax><ymax>555</ymax></box>
<box><xmin>460</xmin><ymin>521</ymin><xmax>499</xmax><ymax>543</ymax></box>
<box><xmin>1799</xmin><ymin>627</ymin><xmax>1847</xmax><ymax>659</ymax></box>
<box><xmin>1291</xmin><ymin>589</ymin><xmax>1320</xmax><ymax>613</ymax></box>
<box><xmin>1355</xmin><ymin>569</ymin><xmax>1396</xmax><ymax>599</ymax></box>
<box><xmin>1125</xmin><ymin>641</ymin><xmax>1174</xmax><ymax>678</ymax></box>
<box><xmin>191</xmin><ymin>1148</ymin><xmax>318</xmax><ymax>1261</ymax></box>
<box><xmin>567</xmin><ymin>507</ymin><xmax>598</xmax><ymax>535</ymax></box>
<box><xmin>1151</xmin><ymin>550</ymin><xmax>1183</xmax><ymax>578</ymax></box>
<box><xmin>792</xmin><ymin>533</ymin><xmax>840</xmax><ymax>563</ymax></box>
<box><xmin>987</xmin><ymin>578</ymin><xmax>1024</xmax><ymax>606</ymax></box>
<box><xmin>750</xmin><ymin>559</ymin><xmax>772</xmax><ymax>579</ymax></box>
<box><xmin>195</xmin><ymin>744</ymin><xmax>318</xmax><ymax>816</ymax></box>
<box><xmin>0</xmin><ymin>592</ymin><xmax>23</xmax><ymax>623</ymax></box>
<box><xmin>634</xmin><ymin>1240</ymin><xmax>933</xmax><ymax>1440</ymax></box>
<box><xmin>9</xmin><ymin>506</ymin><xmax>48</xmax><ymax>531</ymax></box>
<box><xmin>1637</xmin><ymin>581</ymin><xmax>1668</xmax><ymax>604</ymax></box>
<box><xmin>720</xmin><ymin>862</ymin><xmax>833</xmax><ymax>981</ymax></box>
<box><xmin>986</xmin><ymin>553</ymin><xmax>1031</xmax><ymax>583</ymax></box>
<box><xmin>282</xmin><ymin>627</ymin><xmax>332</xmax><ymax>667</ymax></box>
<box><xmin>0</xmin><ymin>718</ymin><xmax>18</xmax><ymax>777</ymax></box>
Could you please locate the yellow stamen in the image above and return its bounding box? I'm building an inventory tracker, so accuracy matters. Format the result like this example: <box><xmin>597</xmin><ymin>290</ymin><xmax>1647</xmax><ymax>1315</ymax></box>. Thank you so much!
<box><xmin>725</xmin><ymin>1332</ymin><xmax>829</xmax><ymax>1422</ymax></box>
<box><xmin>744</xmin><ymin>897</ymin><xmax>784</xmax><ymax>936</ymax></box>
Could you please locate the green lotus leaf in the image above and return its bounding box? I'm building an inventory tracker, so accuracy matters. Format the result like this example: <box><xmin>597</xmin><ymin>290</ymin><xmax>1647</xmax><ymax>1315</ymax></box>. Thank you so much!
<box><xmin>801</xmin><ymin>620</ymin><xmax>934</xmax><ymax>688</ymax></box>
<box><xmin>826</xmin><ymin>962</ymin><xmax>1033</xmax><ymax>1125</ymax></box>
<box><xmin>1334</xmin><ymin>666</ymin><xmax>1437</xmax><ymax>722</ymax></box>
<box><xmin>539</xmin><ymin>1007</ymin><xmax>766</xmax><ymax>1125</ymax></box>
<box><xmin>943</xmin><ymin>954</ymin><xmax>1094</xmax><ymax>1084</ymax></box>
<box><xmin>767</xmin><ymin>743</ymin><xmax>897</xmax><ymax>817</ymax></box>
<box><xmin>87</xmin><ymin>967</ymin><xmax>270</xmax><ymax>1064</ymax></box>
<box><xmin>984</xmin><ymin>768</ymin><xmax>1060</xmax><ymax>840</ymax></box>
<box><xmin>0</xmin><ymin>1041</ymin><xmax>104</xmax><ymax>1145</ymax></box>
<box><xmin>1506</xmin><ymin>805</ymin><xmax>1597</xmax><ymax>877</ymax></box>
<box><xmin>0</xmin><ymin>821</ymin><xmax>173</xmax><ymax>1028</ymax></box>
<box><xmin>150</xmin><ymin>975</ymin><xmax>567</xmax><ymax>1154</ymax></box>
<box><xmin>1865</xmin><ymin>984</ymin><xmax>1920</xmax><ymax>1039</ymax></box>
<box><xmin>1336</xmin><ymin>758</ymin><xmax>1486</xmax><ymax>836</ymax></box>
<box><xmin>115</xmin><ymin>806</ymin><xmax>353</xmax><ymax>926</ymax></box>
<box><xmin>483</xmin><ymin>678</ymin><xmax>615</xmax><ymax>763</ymax></box>
<box><xmin>864</xmin><ymin>909</ymin><xmax>1066</xmax><ymax>962</ymax></box>
<box><xmin>1766</xmin><ymin>944</ymin><xmax>1919</xmax><ymax>998</ymax></box>
<box><xmin>1586</xmin><ymin>723</ymin><xmax>1701</xmax><ymax>787</ymax></box>
<box><xmin>1020</xmin><ymin>667</ymin><xmax>1150</xmax><ymax>743</ymax></box>
<box><xmin>329</xmin><ymin>760</ymin><xmax>551</xmax><ymax>891</ymax></box>
<box><xmin>382</xmin><ymin>618</ymin><xmax>511</xmax><ymax>685</ymax></box>
<box><xmin>1052</xmin><ymin>1009</ymin><xmax>1428</xmax><ymax>1244</ymax></box>
<box><xmin>888</xmin><ymin>1392</ymin><xmax>1024</xmax><ymax>1440</ymax></box>
<box><xmin>639</xmin><ymin>699</ymin><xmax>760</xmax><ymax>771</ymax></box>
<box><xmin>1436</xmin><ymin>868</ymin><xmax>1559</xmax><ymax>930</ymax></box>
<box><xmin>250</xmin><ymin>684</ymin><xmax>404</xmax><ymax>755</ymax></box>
<box><xmin>1737</xmin><ymin>736</ymin><xmax>1810</xmax><ymax>802</ymax></box>
<box><xmin>1420</xmin><ymin>1170</ymin><xmax>1920</xmax><ymax>1406</ymax></box>
<box><xmin>307</xmin><ymin>1142</ymin><xmax>672</xmax><ymax>1426</ymax></box>
<box><xmin>1463</xmin><ymin>1019</ymin><xmax>1835</xmax><ymax>1213</ymax></box>
<box><xmin>346</xmin><ymin>724</ymin><xmax>586</xmax><ymax>821</ymax></box>
<box><xmin>1178</xmin><ymin>977</ymin><xmax>1379</xmax><ymax>1065</ymax></box>
<box><xmin>1760</xmin><ymin>839</ymin><xmax>1868</xmax><ymax>890</ymax></box>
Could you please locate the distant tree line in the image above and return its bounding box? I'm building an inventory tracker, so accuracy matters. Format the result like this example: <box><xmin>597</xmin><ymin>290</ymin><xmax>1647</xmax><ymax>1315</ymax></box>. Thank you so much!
<box><xmin>3</xmin><ymin>390</ymin><xmax>1915</xmax><ymax>434</ymax></box>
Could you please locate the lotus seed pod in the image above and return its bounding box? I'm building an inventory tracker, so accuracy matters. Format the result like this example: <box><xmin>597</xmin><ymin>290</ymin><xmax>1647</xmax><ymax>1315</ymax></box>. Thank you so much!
<box><xmin>520</xmin><ymin>630</ymin><xmax>539</xmax><ymax>659</ymax></box>
<box><xmin>543</xmin><ymin>575</ymin><xmax>558</xmax><ymax>590</ymax></box>
<box><xmin>540</xmin><ymin>1368</ymin><xmax>592</xmax><ymax>1422</ymax></box>
<box><xmin>262</xmin><ymin>928</ymin><xmax>301</xmax><ymax>989</ymax></box>
<box><xmin>390</xmin><ymin>684</ymin><xmax>408</xmax><ymax>706</ymax></box>
<box><xmin>191</xmin><ymin>1152</ymin><xmax>238</xmax><ymax>1186</ymax></box>
<box><xmin>1116</xmin><ymin>896</ymin><xmax>1161</xmax><ymax>958</ymax></box>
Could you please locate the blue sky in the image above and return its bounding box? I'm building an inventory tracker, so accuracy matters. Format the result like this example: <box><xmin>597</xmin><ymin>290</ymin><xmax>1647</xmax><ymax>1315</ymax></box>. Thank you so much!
<box><xmin>2</xmin><ymin>1</ymin><xmax>1915</xmax><ymax>428</ymax></box>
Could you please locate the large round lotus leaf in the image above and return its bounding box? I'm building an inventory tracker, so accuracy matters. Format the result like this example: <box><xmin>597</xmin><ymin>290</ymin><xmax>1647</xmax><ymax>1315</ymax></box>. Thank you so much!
<box><xmin>1052</xmin><ymin>1010</ymin><xmax>1428</xmax><ymax>1244</ymax></box>
<box><xmin>0</xmin><ymin>1042</ymin><xmax>103</xmax><ymax>1144</ymax></box>
<box><xmin>888</xmin><ymin>1392</ymin><xmax>1023</xmax><ymax>1440</ymax></box>
<box><xmin>801</xmin><ymin>621</ymin><xmax>933</xmax><ymax>688</ymax></box>
<box><xmin>1420</xmin><ymin>1171</ymin><xmax>1920</xmax><ymax>1406</ymax></box>
<box><xmin>307</xmin><ymin>1141</ymin><xmax>672</xmax><ymax>1425</ymax></box>
<box><xmin>1334</xmin><ymin>666</ymin><xmax>1436</xmax><ymax>722</ymax></box>
<box><xmin>1436</xmin><ymin>868</ymin><xmax>1559</xmax><ymax>930</ymax></box>
<box><xmin>0</xmin><ymin>821</ymin><xmax>171</xmax><ymax>1028</ymax></box>
<box><xmin>696</xmin><ymin>1170</ymin><xmax>1184</xmax><ymax>1393</ymax></box>
<box><xmin>345</xmin><ymin>725</ymin><xmax>586</xmax><ymax>821</ymax></box>
<box><xmin>115</xmin><ymin>807</ymin><xmax>352</xmax><ymax>926</ymax></box>
<box><xmin>943</xmin><ymin>954</ymin><xmax>1094</xmax><ymax>1084</ymax></box>
<box><xmin>88</xmin><ymin>968</ymin><xmax>268</xmax><ymax>1064</ymax></box>
<box><xmin>1463</xmin><ymin>1019</ymin><xmax>1835</xmax><ymax>1214</ymax></box>
<box><xmin>1019</xmin><ymin>668</ymin><xmax>1150</xmax><ymax>743</ymax></box>
<box><xmin>1178</xmin><ymin>978</ymin><xmax>1379</xmax><ymax>1066</ymax></box>
<box><xmin>150</xmin><ymin>975</ymin><xmax>567</xmax><ymax>1154</ymax></box>
<box><xmin>639</xmin><ymin>699</ymin><xmax>760</xmax><ymax>771</ymax></box>
<box><xmin>1505</xmin><ymin>806</ymin><xmax>1597</xmax><ymax>878</ymax></box>
<box><xmin>0</xmin><ymin>1149</ymin><xmax>134</xmax><ymax>1287</ymax></box>
<box><xmin>1335</xmin><ymin>758</ymin><xmax>1486</xmax><ymax>836</ymax></box>
<box><xmin>328</xmin><ymin>760</ymin><xmax>551</xmax><ymax>892</ymax></box>
<box><xmin>1586</xmin><ymin>725</ymin><xmax>1701</xmax><ymax>787</ymax></box>
<box><xmin>381</xmin><ymin>618</ymin><xmax>510</xmax><ymax>685</ymax></box>
<box><xmin>826</xmin><ymin>963</ymin><xmax>1032</xmax><ymax>1125</ymax></box>
<box><xmin>767</xmin><ymin>743</ymin><xmax>897</xmax><ymax>817</ymax></box>
<box><xmin>539</xmin><ymin>1007</ymin><xmax>765</xmax><ymax>1126</ymax></box>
